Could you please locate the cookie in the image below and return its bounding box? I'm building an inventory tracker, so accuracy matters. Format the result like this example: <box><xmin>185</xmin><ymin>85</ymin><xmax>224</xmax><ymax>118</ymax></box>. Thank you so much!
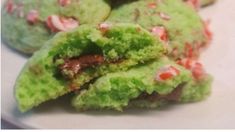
<box><xmin>107</xmin><ymin>0</ymin><xmax>212</xmax><ymax>59</ymax></box>
<box><xmin>72</xmin><ymin>57</ymin><xmax>212</xmax><ymax>111</ymax></box>
<box><xmin>15</xmin><ymin>23</ymin><xmax>165</xmax><ymax>112</ymax></box>
<box><xmin>2</xmin><ymin>0</ymin><xmax>111</xmax><ymax>54</ymax></box>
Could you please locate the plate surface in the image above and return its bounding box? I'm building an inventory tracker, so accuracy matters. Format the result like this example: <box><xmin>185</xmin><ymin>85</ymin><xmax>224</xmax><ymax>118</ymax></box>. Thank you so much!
<box><xmin>1</xmin><ymin>0</ymin><xmax>235</xmax><ymax>129</ymax></box>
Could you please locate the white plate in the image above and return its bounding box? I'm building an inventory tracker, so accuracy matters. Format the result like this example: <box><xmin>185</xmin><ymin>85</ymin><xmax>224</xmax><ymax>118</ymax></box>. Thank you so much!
<box><xmin>1</xmin><ymin>0</ymin><xmax>235</xmax><ymax>129</ymax></box>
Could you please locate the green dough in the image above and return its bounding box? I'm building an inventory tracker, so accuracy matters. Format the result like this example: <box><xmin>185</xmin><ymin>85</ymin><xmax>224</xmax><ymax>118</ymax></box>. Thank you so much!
<box><xmin>107</xmin><ymin>0</ymin><xmax>210</xmax><ymax>59</ymax></box>
<box><xmin>129</xmin><ymin>75</ymin><xmax>212</xmax><ymax>109</ymax></box>
<box><xmin>72</xmin><ymin>57</ymin><xmax>212</xmax><ymax>111</ymax></box>
<box><xmin>15</xmin><ymin>23</ymin><xmax>165</xmax><ymax>112</ymax></box>
<box><xmin>1</xmin><ymin>0</ymin><xmax>111</xmax><ymax>54</ymax></box>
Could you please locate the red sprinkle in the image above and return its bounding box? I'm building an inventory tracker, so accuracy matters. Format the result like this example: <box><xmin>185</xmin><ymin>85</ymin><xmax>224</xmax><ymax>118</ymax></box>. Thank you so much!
<box><xmin>155</xmin><ymin>65</ymin><xmax>180</xmax><ymax>81</ymax></box>
<box><xmin>58</xmin><ymin>0</ymin><xmax>71</xmax><ymax>6</ymax></box>
<box><xmin>27</xmin><ymin>10</ymin><xmax>39</xmax><ymax>24</ymax></box>
<box><xmin>98</xmin><ymin>23</ymin><xmax>112</xmax><ymax>33</ymax></box>
<box><xmin>184</xmin><ymin>43</ymin><xmax>194</xmax><ymax>58</ymax></box>
<box><xmin>46</xmin><ymin>15</ymin><xmax>79</xmax><ymax>32</ymax></box>
<box><xmin>159</xmin><ymin>72</ymin><xmax>174</xmax><ymax>80</ymax></box>
<box><xmin>60</xmin><ymin>17</ymin><xmax>79</xmax><ymax>30</ymax></box>
<box><xmin>6</xmin><ymin>0</ymin><xmax>15</xmax><ymax>14</ymax></box>
<box><xmin>203</xmin><ymin>20</ymin><xmax>213</xmax><ymax>41</ymax></box>
<box><xmin>46</xmin><ymin>16</ymin><xmax>59</xmax><ymax>32</ymax></box>
<box><xmin>151</xmin><ymin>26</ymin><xmax>168</xmax><ymax>42</ymax></box>
<box><xmin>158</xmin><ymin>12</ymin><xmax>171</xmax><ymax>21</ymax></box>
<box><xmin>185</xmin><ymin>0</ymin><xmax>200</xmax><ymax>11</ymax></box>
<box><xmin>177</xmin><ymin>58</ymin><xmax>205</xmax><ymax>80</ymax></box>
<box><xmin>147</xmin><ymin>2</ymin><xmax>157</xmax><ymax>9</ymax></box>
<box><xmin>192</xmin><ymin>65</ymin><xmax>204</xmax><ymax>80</ymax></box>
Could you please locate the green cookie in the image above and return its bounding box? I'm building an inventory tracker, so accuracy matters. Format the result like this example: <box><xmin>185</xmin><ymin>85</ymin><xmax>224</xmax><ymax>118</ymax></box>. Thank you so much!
<box><xmin>107</xmin><ymin>0</ymin><xmax>211</xmax><ymax>59</ymax></box>
<box><xmin>72</xmin><ymin>57</ymin><xmax>212</xmax><ymax>111</ymax></box>
<box><xmin>2</xmin><ymin>0</ymin><xmax>111</xmax><ymax>54</ymax></box>
<box><xmin>15</xmin><ymin>23</ymin><xmax>165</xmax><ymax>112</ymax></box>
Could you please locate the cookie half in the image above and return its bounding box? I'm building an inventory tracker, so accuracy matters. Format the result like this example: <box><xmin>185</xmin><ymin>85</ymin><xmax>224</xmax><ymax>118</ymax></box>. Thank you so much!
<box><xmin>15</xmin><ymin>23</ymin><xmax>165</xmax><ymax>112</ymax></box>
<box><xmin>73</xmin><ymin>57</ymin><xmax>212</xmax><ymax>111</ymax></box>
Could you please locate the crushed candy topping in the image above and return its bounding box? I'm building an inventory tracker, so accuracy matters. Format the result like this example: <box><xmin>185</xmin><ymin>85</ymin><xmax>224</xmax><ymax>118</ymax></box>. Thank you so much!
<box><xmin>6</xmin><ymin>0</ymin><xmax>16</xmax><ymax>14</ymax></box>
<box><xmin>58</xmin><ymin>0</ymin><xmax>71</xmax><ymax>6</ymax></box>
<box><xmin>155</xmin><ymin>65</ymin><xmax>180</xmax><ymax>81</ymax></box>
<box><xmin>151</xmin><ymin>26</ymin><xmax>168</xmax><ymax>42</ymax></box>
<box><xmin>203</xmin><ymin>20</ymin><xmax>213</xmax><ymax>41</ymax></box>
<box><xmin>98</xmin><ymin>23</ymin><xmax>112</xmax><ymax>33</ymax></box>
<box><xmin>185</xmin><ymin>0</ymin><xmax>200</xmax><ymax>11</ymax></box>
<box><xmin>147</xmin><ymin>2</ymin><xmax>157</xmax><ymax>9</ymax></box>
<box><xmin>158</xmin><ymin>12</ymin><xmax>171</xmax><ymax>21</ymax></box>
<box><xmin>46</xmin><ymin>15</ymin><xmax>79</xmax><ymax>32</ymax></box>
<box><xmin>60</xmin><ymin>17</ymin><xmax>79</xmax><ymax>30</ymax></box>
<box><xmin>27</xmin><ymin>10</ymin><xmax>39</xmax><ymax>24</ymax></box>
<box><xmin>177</xmin><ymin>58</ymin><xmax>205</xmax><ymax>80</ymax></box>
<box><xmin>184</xmin><ymin>43</ymin><xmax>194</xmax><ymax>58</ymax></box>
<box><xmin>59</xmin><ymin>55</ymin><xmax>105</xmax><ymax>79</ymax></box>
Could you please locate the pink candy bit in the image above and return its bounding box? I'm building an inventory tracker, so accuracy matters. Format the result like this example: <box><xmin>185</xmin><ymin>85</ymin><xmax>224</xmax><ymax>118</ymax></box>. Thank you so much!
<box><xmin>203</xmin><ymin>20</ymin><xmax>213</xmax><ymax>41</ymax></box>
<box><xmin>98</xmin><ymin>23</ymin><xmax>111</xmax><ymax>33</ymax></box>
<box><xmin>60</xmin><ymin>17</ymin><xmax>79</xmax><ymax>30</ymax></box>
<box><xmin>155</xmin><ymin>65</ymin><xmax>180</xmax><ymax>81</ymax></box>
<box><xmin>58</xmin><ymin>0</ymin><xmax>71</xmax><ymax>6</ymax></box>
<box><xmin>151</xmin><ymin>26</ymin><xmax>168</xmax><ymax>42</ymax></box>
<box><xmin>177</xmin><ymin>58</ymin><xmax>205</xmax><ymax>80</ymax></box>
<box><xmin>158</xmin><ymin>12</ymin><xmax>171</xmax><ymax>21</ymax></box>
<box><xmin>184</xmin><ymin>42</ymin><xmax>200</xmax><ymax>58</ymax></box>
<box><xmin>184</xmin><ymin>43</ymin><xmax>194</xmax><ymax>58</ymax></box>
<box><xmin>185</xmin><ymin>0</ymin><xmax>200</xmax><ymax>11</ymax></box>
<box><xmin>5</xmin><ymin>0</ymin><xmax>16</xmax><ymax>14</ymax></box>
<box><xmin>46</xmin><ymin>15</ymin><xmax>79</xmax><ymax>32</ymax></box>
<box><xmin>147</xmin><ymin>2</ymin><xmax>157</xmax><ymax>9</ymax></box>
<box><xmin>27</xmin><ymin>10</ymin><xmax>39</xmax><ymax>24</ymax></box>
<box><xmin>46</xmin><ymin>16</ymin><xmax>59</xmax><ymax>32</ymax></box>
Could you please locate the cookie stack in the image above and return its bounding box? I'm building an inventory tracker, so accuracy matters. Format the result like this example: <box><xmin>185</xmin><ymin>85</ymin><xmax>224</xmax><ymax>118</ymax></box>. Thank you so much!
<box><xmin>2</xmin><ymin>0</ymin><xmax>215</xmax><ymax>112</ymax></box>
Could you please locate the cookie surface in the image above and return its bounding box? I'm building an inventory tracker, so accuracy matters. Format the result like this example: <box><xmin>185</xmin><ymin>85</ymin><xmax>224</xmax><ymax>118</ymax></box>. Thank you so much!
<box><xmin>73</xmin><ymin>57</ymin><xmax>212</xmax><ymax>111</ymax></box>
<box><xmin>107</xmin><ymin>0</ymin><xmax>211</xmax><ymax>59</ymax></box>
<box><xmin>2</xmin><ymin>0</ymin><xmax>111</xmax><ymax>54</ymax></box>
<box><xmin>15</xmin><ymin>23</ymin><xmax>165</xmax><ymax>112</ymax></box>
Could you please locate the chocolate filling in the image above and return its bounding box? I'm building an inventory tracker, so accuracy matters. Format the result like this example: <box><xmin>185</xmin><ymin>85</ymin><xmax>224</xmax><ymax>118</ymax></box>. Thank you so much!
<box><xmin>58</xmin><ymin>55</ymin><xmax>105</xmax><ymax>79</ymax></box>
<box><xmin>58</xmin><ymin>54</ymin><xmax>125</xmax><ymax>79</ymax></box>
<box><xmin>136</xmin><ymin>83</ymin><xmax>186</xmax><ymax>102</ymax></box>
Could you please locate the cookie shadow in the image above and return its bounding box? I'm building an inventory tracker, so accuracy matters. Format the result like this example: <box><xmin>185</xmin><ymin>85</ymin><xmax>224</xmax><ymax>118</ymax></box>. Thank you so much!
<box><xmin>1</xmin><ymin>38</ymin><xmax>32</xmax><ymax>58</ymax></box>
